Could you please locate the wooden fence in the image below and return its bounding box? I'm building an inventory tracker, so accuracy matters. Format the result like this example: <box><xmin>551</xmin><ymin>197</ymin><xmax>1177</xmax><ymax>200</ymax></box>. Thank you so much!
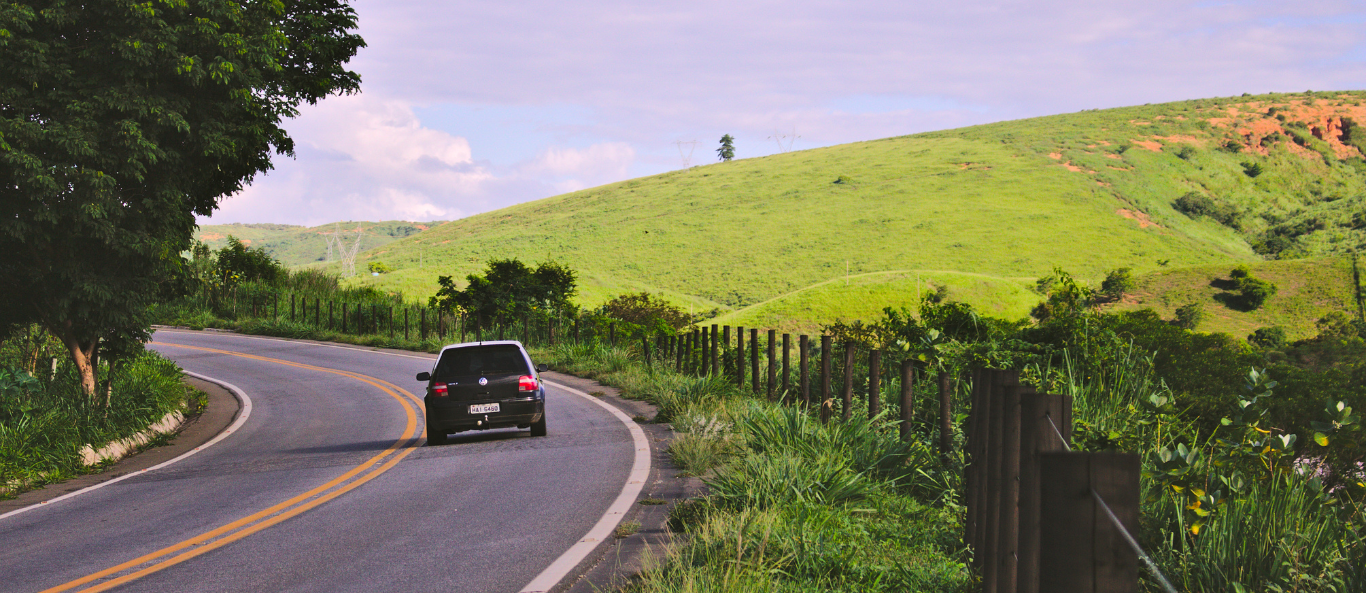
<box><xmin>223</xmin><ymin>292</ymin><xmax>1167</xmax><ymax>591</ymax></box>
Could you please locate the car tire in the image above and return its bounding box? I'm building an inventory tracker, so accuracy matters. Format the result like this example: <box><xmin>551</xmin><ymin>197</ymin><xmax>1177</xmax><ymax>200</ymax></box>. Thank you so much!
<box><xmin>530</xmin><ymin>414</ymin><xmax>547</xmax><ymax>437</ymax></box>
<box><xmin>427</xmin><ymin>421</ymin><xmax>448</xmax><ymax>446</ymax></box>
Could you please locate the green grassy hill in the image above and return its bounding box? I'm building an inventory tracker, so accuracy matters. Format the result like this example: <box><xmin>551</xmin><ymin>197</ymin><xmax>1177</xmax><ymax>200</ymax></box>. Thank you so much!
<box><xmin>330</xmin><ymin>91</ymin><xmax>1366</xmax><ymax>336</ymax></box>
<box><xmin>196</xmin><ymin>221</ymin><xmax>442</xmax><ymax>267</ymax></box>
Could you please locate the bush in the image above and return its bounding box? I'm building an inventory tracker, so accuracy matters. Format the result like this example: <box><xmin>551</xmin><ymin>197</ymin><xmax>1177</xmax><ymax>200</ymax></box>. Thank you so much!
<box><xmin>1241</xmin><ymin>161</ymin><xmax>1264</xmax><ymax>178</ymax></box>
<box><xmin>597</xmin><ymin>292</ymin><xmax>697</xmax><ymax>332</ymax></box>
<box><xmin>1100</xmin><ymin>267</ymin><xmax>1135</xmax><ymax>301</ymax></box>
<box><xmin>1173</xmin><ymin>192</ymin><xmax>1239</xmax><ymax>227</ymax></box>
<box><xmin>1174</xmin><ymin>302</ymin><xmax>1205</xmax><ymax>330</ymax></box>
<box><xmin>1176</xmin><ymin>146</ymin><xmax>1197</xmax><ymax>160</ymax></box>
<box><xmin>1248</xmin><ymin>327</ymin><xmax>1287</xmax><ymax>350</ymax></box>
<box><xmin>1234</xmin><ymin>274</ymin><xmax>1278</xmax><ymax>311</ymax></box>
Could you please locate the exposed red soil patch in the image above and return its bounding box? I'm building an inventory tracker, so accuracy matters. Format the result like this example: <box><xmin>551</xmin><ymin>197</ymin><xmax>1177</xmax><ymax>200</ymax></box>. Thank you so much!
<box><xmin>1117</xmin><ymin>209</ymin><xmax>1162</xmax><ymax>229</ymax></box>
<box><xmin>1129</xmin><ymin>120</ymin><xmax>1151</xmax><ymax>126</ymax></box>
<box><xmin>200</xmin><ymin>232</ymin><xmax>224</xmax><ymax>241</ymax></box>
<box><xmin>415</xmin><ymin>225</ymin><xmax>429</xmax><ymax>230</ymax></box>
<box><xmin>1154</xmin><ymin>135</ymin><xmax>1202</xmax><ymax>145</ymax></box>
<box><xmin>1062</xmin><ymin>161</ymin><xmax>1083</xmax><ymax>172</ymax></box>
<box><xmin>1097</xmin><ymin>181</ymin><xmax>1112</xmax><ymax>187</ymax></box>
<box><xmin>1106</xmin><ymin>154</ymin><xmax>1123</xmax><ymax>160</ymax></box>
<box><xmin>1107</xmin><ymin>165</ymin><xmax>1132</xmax><ymax>171</ymax></box>
<box><xmin>1130</xmin><ymin>139</ymin><xmax>1164</xmax><ymax>152</ymax></box>
<box><xmin>1048</xmin><ymin>152</ymin><xmax>1062</xmax><ymax>160</ymax></box>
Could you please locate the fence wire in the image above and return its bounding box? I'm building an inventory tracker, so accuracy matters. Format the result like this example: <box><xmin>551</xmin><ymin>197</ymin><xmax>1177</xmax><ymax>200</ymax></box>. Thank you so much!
<box><xmin>1045</xmin><ymin>413</ymin><xmax>1179</xmax><ymax>593</ymax></box>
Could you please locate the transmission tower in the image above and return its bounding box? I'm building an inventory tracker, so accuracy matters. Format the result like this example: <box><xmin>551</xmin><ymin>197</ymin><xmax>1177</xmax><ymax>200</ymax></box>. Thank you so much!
<box><xmin>339</xmin><ymin>225</ymin><xmax>363</xmax><ymax>276</ymax></box>
<box><xmin>674</xmin><ymin>140</ymin><xmax>699</xmax><ymax>167</ymax></box>
<box><xmin>767</xmin><ymin>127</ymin><xmax>800</xmax><ymax>153</ymax></box>
<box><xmin>321</xmin><ymin>223</ymin><xmax>344</xmax><ymax>261</ymax></box>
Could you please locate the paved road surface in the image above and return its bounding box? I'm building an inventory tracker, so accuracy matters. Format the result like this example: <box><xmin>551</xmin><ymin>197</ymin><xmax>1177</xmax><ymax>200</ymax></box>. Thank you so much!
<box><xmin>0</xmin><ymin>330</ymin><xmax>635</xmax><ymax>593</ymax></box>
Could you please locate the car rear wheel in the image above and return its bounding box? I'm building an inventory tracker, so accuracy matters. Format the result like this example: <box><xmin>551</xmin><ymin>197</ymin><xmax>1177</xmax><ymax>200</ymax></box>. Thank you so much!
<box><xmin>530</xmin><ymin>414</ymin><xmax>547</xmax><ymax>437</ymax></box>
<box><xmin>427</xmin><ymin>420</ymin><xmax>448</xmax><ymax>446</ymax></box>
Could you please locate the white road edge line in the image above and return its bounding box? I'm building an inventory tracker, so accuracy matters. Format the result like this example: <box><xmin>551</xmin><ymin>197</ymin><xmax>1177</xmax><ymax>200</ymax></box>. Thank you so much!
<box><xmin>520</xmin><ymin>379</ymin><xmax>652</xmax><ymax>593</ymax></box>
<box><xmin>0</xmin><ymin>372</ymin><xmax>253</xmax><ymax>522</ymax></box>
<box><xmin>153</xmin><ymin>330</ymin><xmax>652</xmax><ymax>591</ymax></box>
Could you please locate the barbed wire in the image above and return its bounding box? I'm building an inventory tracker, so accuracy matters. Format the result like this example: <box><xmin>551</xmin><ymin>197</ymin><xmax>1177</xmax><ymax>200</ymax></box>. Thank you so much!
<box><xmin>1044</xmin><ymin>412</ymin><xmax>1179</xmax><ymax>593</ymax></box>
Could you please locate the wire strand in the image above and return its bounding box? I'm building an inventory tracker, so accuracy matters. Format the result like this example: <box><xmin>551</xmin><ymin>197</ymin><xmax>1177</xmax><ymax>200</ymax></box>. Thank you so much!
<box><xmin>1091</xmin><ymin>489</ymin><xmax>1179</xmax><ymax>593</ymax></box>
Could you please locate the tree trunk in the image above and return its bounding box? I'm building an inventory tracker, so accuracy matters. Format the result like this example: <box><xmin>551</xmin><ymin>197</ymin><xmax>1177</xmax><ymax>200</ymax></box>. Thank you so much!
<box><xmin>55</xmin><ymin>327</ymin><xmax>99</xmax><ymax>398</ymax></box>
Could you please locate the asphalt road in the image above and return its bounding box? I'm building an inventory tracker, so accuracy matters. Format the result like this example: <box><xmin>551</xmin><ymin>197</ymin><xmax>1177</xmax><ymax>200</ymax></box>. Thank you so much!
<box><xmin>0</xmin><ymin>330</ymin><xmax>636</xmax><ymax>593</ymax></box>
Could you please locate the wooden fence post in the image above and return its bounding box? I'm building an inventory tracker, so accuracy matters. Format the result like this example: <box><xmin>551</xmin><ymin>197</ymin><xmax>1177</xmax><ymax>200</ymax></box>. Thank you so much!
<box><xmin>996</xmin><ymin>380</ymin><xmax>1028</xmax><ymax>593</ymax></box>
<box><xmin>841</xmin><ymin>342</ymin><xmax>855</xmax><ymax>421</ymax></box>
<box><xmin>1019</xmin><ymin>393</ymin><xmax>1071</xmax><ymax>593</ymax></box>
<box><xmin>736</xmin><ymin>326</ymin><xmax>745</xmax><ymax>387</ymax></box>
<box><xmin>868</xmin><ymin>349</ymin><xmax>882</xmax><ymax>419</ymax></box>
<box><xmin>782</xmin><ymin>334</ymin><xmax>791</xmax><ymax>404</ymax></box>
<box><xmin>798</xmin><ymin>335</ymin><xmax>810</xmax><ymax>408</ymax></box>
<box><xmin>983</xmin><ymin>370</ymin><xmax>1018</xmax><ymax>591</ymax></box>
<box><xmin>342</xmin><ymin>302</ymin><xmax>348</xmax><ymax>333</ymax></box>
<box><xmin>766</xmin><ymin>329</ymin><xmax>776</xmax><ymax>400</ymax></box>
<box><xmin>404</xmin><ymin>308</ymin><xmax>409</xmax><ymax>340</ymax></box>
<box><xmin>710</xmin><ymin>324</ymin><xmax>719</xmax><ymax>377</ymax></box>
<box><xmin>642</xmin><ymin>332</ymin><xmax>650</xmax><ymax>366</ymax></box>
<box><xmin>900</xmin><ymin>359</ymin><xmax>915</xmax><ymax>441</ymax></box>
<box><xmin>751</xmin><ymin>328</ymin><xmax>760</xmax><ymax>394</ymax></box>
<box><xmin>1038</xmin><ymin>453</ymin><xmax>1140</xmax><ymax>593</ymax></box>
<box><xmin>420</xmin><ymin>308</ymin><xmax>426</xmax><ymax>341</ymax></box>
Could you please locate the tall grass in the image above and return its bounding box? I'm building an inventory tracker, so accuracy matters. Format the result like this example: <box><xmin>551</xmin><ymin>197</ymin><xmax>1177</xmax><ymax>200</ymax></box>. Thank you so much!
<box><xmin>0</xmin><ymin>350</ymin><xmax>193</xmax><ymax>496</ymax></box>
<box><xmin>537</xmin><ymin>340</ymin><xmax>972</xmax><ymax>592</ymax></box>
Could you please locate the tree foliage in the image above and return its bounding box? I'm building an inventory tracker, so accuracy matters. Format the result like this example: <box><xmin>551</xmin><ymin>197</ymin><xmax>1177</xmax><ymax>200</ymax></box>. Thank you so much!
<box><xmin>596</xmin><ymin>292</ymin><xmax>695</xmax><ymax>332</ymax></box>
<box><xmin>0</xmin><ymin>0</ymin><xmax>364</xmax><ymax>396</ymax></box>
<box><xmin>717</xmin><ymin>134</ymin><xmax>735</xmax><ymax>161</ymax></box>
<box><xmin>216</xmin><ymin>236</ymin><xmax>285</xmax><ymax>284</ymax></box>
<box><xmin>429</xmin><ymin>259</ymin><xmax>577</xmax><ymax>326</ymax></box>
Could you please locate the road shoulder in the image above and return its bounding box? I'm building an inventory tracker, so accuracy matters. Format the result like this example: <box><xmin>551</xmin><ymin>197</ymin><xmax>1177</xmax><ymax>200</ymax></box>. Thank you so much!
<box><xmin>0</xmin><ymin>376</ymin><xmax>242</xmax><ymax>515</ymax></box>
<box><xmin>544</xmin><ymin>372</ymin><xmax>706</xmax><ymax>593</ymax></box>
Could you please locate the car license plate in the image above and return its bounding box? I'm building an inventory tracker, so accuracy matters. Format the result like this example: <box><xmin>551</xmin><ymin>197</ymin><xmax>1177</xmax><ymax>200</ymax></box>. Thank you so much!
<box><xmin>470</xmin><ymin>403</ymin><xmax>500</xmax><ymax>414</ymax></box>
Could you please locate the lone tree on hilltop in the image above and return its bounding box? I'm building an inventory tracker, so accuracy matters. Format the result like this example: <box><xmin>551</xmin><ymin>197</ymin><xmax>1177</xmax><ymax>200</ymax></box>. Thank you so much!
<box><xmin>0</xmin><ymin>0</ymin><xmax>365</xmax><ymax>397</ymax></box>
<box><xmin>717</xmin><ymin>134</ymin><xmax>735</xmax><ymax>161</ymax></box>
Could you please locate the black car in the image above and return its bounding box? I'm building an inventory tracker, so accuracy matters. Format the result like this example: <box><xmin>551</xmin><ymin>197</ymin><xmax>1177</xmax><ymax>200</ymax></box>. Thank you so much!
<box><xmin>416</xmin><ymin>341</ymin><xmax>547</xmax><ymax>445</ymax></box>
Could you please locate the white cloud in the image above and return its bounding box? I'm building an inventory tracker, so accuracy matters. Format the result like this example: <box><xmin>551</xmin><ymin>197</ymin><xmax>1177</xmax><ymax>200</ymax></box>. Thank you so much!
<box><xmin>207</xmin><ymin>95</ymin><xmax>640</xmax><ymax>225</ymax></box>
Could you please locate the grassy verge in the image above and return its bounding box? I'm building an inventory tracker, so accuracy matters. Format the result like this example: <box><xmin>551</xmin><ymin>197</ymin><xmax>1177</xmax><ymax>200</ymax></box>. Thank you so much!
<box><xmin>533</xmin><ymin>341</ymin><xmax>973</xmax><ymax>592</ymax></box>
<box><xmin>0</xmin><ymin>349</ymin><xmax>200</xmax><ymax>497</ymax></box>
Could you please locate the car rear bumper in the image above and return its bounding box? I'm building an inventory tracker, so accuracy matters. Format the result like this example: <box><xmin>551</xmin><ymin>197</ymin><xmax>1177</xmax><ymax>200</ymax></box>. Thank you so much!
<box><xmin>425</xmin><ymin>396</ymin><xmax>544</xmax><ymax>433</ymax></box>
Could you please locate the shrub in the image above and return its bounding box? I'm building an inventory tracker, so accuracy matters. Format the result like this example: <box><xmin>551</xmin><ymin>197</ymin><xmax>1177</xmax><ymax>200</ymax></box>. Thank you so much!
<box><xmin>1238</xmin><ymin>277</ymin><xmax>1277</xmax><ymax>310</ymax></box>
<box><xmin>1241</xmin><ymin>161</ymin><xmax>1264</xmax><ymax>178</ymax></box>
<box><xmin>366</xmin><ymin>261</ymin><xmax>392</xmax><ymax>274</ymax></box>
<box><xmin>1248</xmin><ymin>327</ymin><xmax>1287</xmax><ymax>349</ymax></box>
<box><xmin>1176</xmin><ymin>146</ymin><xmax>1197</xmax><ymax>160</ymax></box>
<box><xmin>1173</xmin><ymin>302</ymin><xmax>1205</xmax><ymax>330</ymax></box>
<box><xmin>1173</xmin><ymin>192</ymin><xmax>1239</xmax><ymax>227</ymax></box>
<box><xmin>597</xmin><ymin>292</ymin><xmax>697</xmax><ymax>331</ymax></box>
<box><xmin>1100</xmin><ymin>267</ymin><xmax>1135</xmax><ymax>301</ymax></box>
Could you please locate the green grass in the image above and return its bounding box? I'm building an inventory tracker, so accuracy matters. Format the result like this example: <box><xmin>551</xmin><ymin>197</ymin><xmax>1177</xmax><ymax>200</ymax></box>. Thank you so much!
<box><xmin>196</xmin><ymin>220</ymin><xmax>443</xmax><ymax>267</ymax></box>
<box><xmin>318</xmin><ymin>91</ymin><xmax>1366</xmax><ymax>337</ymax></box>
<box><xmin>712</xmin><ymin>270</ymin><xmax>1038</xmax><ymax>334</ymax></box>
<box><xmin>1107</xmin><ymin>256</ymin><xmax>1360</xmax><ymax>340</ymax></box>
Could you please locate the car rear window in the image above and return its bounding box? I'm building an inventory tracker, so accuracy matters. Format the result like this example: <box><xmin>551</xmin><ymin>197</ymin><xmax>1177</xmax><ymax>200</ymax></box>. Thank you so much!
<box><xmin>433</xmin><ymin>345</ymin><xmax>530</xmax><ymax>378</ymax></box>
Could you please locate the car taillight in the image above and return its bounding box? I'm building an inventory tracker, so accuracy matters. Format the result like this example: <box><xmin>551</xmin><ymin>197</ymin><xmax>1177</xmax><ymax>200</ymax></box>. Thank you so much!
<box><xmin>432</xmin><ymin>383</ymin><xmax>448</xmax><ymax>397</ymax></box>
<box><xmin>518</xmin><ymin>375</ymin><xmax>538</xmax><ymax>392</ymax></box>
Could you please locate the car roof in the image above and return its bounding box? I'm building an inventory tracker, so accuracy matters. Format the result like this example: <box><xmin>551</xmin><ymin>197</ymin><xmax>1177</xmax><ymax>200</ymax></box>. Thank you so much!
<box><xmin>437</xmin><ymin>340</ymin><xmax>526</xmax><ymax>355</ymax></box>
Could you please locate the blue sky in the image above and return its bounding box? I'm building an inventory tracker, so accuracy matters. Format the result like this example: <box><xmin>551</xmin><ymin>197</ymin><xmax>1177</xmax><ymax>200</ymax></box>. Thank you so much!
<box><xmin>210</xmin><ymin>0</ymin><xmax>1366</xmax><ymax>226</ymax></box>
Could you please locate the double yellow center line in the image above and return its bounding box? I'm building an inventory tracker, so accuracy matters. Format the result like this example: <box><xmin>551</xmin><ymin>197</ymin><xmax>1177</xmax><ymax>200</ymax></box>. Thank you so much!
<box><xmin>42</xmin><ymin>344</ymin><xmax>426</xmax><ymax>593</ymax></box>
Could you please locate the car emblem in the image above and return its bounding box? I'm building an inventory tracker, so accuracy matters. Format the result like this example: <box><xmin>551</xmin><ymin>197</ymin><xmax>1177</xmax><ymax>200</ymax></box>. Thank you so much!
<box><xmin>478</xmin><ymin>377</ymin><xmax>488</xmax><ymax>386</ymax></box>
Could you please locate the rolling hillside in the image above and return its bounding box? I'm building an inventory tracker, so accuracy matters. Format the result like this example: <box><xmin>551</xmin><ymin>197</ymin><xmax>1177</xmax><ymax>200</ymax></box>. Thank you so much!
<box><xmin>328</xmin><ymin>91</ymin><xmax>1366</xmax><ymax>335</ymax></box>
<box><xmin>195</xmin><ymin>221</ymin><xmax>442</xmax><ymax>267</ymax></box>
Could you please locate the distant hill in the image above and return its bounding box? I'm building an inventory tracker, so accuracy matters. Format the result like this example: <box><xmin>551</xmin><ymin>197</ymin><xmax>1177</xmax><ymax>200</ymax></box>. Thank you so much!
<box><xmin>319</xmin><ymin>91</ymin><xmax>1365</xmax><ymax>337</ymax></box>
<box><xmin>195</xmin><ymin>221</ymin><xmax>445</xmax><ymax>267</ymax></box>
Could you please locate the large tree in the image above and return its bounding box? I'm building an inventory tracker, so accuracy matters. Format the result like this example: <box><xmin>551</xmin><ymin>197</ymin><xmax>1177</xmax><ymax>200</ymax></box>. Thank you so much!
<box><xmin>0</xmin><ymin>0</ymin><xmax>364</xmax><ymax>396</ymax></box>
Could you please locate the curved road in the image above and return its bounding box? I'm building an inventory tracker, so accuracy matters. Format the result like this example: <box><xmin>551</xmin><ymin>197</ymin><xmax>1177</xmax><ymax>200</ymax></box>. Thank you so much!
<box><xmin>0</xmin><ymin>330</ymin><xmax>639</xmax><ymax>593</ymax></box>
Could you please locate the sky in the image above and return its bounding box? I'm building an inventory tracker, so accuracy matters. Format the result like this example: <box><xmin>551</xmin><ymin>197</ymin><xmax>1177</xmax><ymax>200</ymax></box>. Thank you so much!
<box><xmin>207</xmin><ymin>0</ymin><xmax>1366</xmax><ymax>226</ymax></box>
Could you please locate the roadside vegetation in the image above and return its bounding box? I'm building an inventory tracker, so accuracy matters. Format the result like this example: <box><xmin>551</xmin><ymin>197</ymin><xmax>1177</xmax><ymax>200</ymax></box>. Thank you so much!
<box><xmin>0</xmin><ymin>327</ymin><xmax>199</xmax><ymax>498</ymax></box>
<box><xmin>530</xmin><ymin>269</ymin><xmax>1366</xmax><ymax>592</ymax></box>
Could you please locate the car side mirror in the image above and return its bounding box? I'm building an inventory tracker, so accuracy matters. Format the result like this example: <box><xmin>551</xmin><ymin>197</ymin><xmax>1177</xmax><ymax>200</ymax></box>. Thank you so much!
<box><xmin>536</xmin><ymin>364</ymin><xmax>549</xmax><ymax>372</ymax></box>
<box><xmin>416</xmin><ymin>371</ymin><xmax>430</xmax><ymax>382</ymax></box>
